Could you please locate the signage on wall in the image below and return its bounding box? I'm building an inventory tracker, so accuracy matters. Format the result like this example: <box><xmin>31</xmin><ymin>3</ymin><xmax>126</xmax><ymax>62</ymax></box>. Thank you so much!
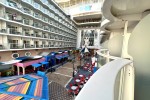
<box><xmin>80</xmin><ymin>5</ymin><xmax>92</xmax><ymax>12</ymax></box>
<box><xmin>68</xmin><ymin>3</ymin><xmax>101</xmax><ymax>15</ymax></box>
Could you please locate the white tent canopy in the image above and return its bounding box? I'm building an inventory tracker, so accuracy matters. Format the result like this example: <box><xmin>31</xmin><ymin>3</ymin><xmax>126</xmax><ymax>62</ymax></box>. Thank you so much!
<box><xmin>81</xmin><ymin>47</ymin><xmax>89</xmax><ymax>53</ymax></box>
<box><xmin>84</xmin><ymin>47</ymin><xmax>89</xmax><ymax>53</ymax></box>
<box><xmin>2</xmin><ymin>60</ymin><xmax>21</xmax><ymax>65</ymax></box>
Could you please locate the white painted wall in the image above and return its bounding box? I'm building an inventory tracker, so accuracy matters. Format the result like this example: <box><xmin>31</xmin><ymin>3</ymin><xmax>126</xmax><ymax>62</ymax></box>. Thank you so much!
<box><xmin>0</xmin><ymin>21</ymin><xmax>6</xmax><ymax>30</ymax></box>
<box><xmin>101</xmin><ymin>29</ymin><xmax>124</xmax><ymax>57</ymax></box>
<box><xmin>3</xmin><ymin>36</ymin><xmax>8</xmax><ymax>48</ymax></box>
<box><xmin>128</xmin><ymin>14</ymin><xmax>150</xmax><ymax>100</ymax></box>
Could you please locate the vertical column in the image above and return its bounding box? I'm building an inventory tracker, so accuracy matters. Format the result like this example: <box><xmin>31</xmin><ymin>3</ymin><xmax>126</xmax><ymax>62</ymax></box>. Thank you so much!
<box><xmin>121</xmin><ymin>21</ymin><xmax>132</xmax><ymax>59</ymax></box>
<box><xmin>19</xmin><ymin>37</ymin><xmax>23</xmax><ymax>48</ymax></box>
<box><xmin>3</xmin><ymin>35</ymin><xmax>8</xmax><ymax>49</ymax></box>
<box><xmin>22</xmin><ymin>67</ymin><xmax>25</xmax><ymax>75</ymax></box>
<box><xmin>76</xmin><ymin>29</ymin><xmax>81</xmax><ymax>48</ymax></box>
<box><xmin>97</xmin><ymin>29</ymin><xmax>100</xmax><ymax>47</ymax></box>
<box><xmin>106</xmin><ymin>50</ymin><xmax>110</xmax><ymax>63</ymax></box>
<box><xmin>17</xmin><ymin>66</ymin><xmax>20</xmax><ymax>75</ymax></box>
<box><xmin>118</xmin><ymin>21</ymin><xmax>134</xmax><ymax>100</ymax></box>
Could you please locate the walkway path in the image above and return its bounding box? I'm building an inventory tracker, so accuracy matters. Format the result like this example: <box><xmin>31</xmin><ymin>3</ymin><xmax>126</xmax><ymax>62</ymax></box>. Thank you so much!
<box><xmin>46</xmin><ymin>58</ymin><xmax>81</xmax><ymax>87</ymax></box>
<box><xmin>46</xmin><ymin>57</ymin><xmax>82</xmax><ymax>100</ymax></box>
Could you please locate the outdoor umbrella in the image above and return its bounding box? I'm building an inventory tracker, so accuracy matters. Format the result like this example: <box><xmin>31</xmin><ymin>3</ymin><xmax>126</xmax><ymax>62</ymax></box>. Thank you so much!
<box><xmin>84</xmin><ymin>47</ymin><xmax>89</xmax><ymax>53</ymax></box>
<box><xmin>81</xmin><ymin>47</ymin><xmax>89</xmax><ymax>53</ymax></box>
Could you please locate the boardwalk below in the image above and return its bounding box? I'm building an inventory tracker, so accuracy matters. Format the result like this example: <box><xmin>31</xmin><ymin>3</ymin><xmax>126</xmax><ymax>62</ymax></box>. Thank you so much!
<box><xmin>49</xmin><ymin>82</ymin><xmax>74</xmax><ymax>100</ymax></box>
<box><xmin>46</xmin><ymin>56</ymin><xmax>82</xmax><ymax>100</ymax></box>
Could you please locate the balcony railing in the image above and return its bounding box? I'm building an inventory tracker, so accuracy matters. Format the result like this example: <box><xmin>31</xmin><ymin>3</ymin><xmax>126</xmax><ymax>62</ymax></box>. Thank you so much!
<box><xmin>8</xmin><ymin>30</ymin><xmax>22</xmax><ymax>35</ymax></box>
<box><xmin>30</xmin><ymin>45</ymin><xmax>35</xmax><ymax>48</ymax></box>
<box><xmin>7</xmin><ymin>0</ymin><xmax>22</xmax><ymax>10</ymax></box>
<box><xmin>44</xmin><ymin>45</ymin><xmax>49</xmax><ymax>47</ymax></box>
<box><xmin>76</xmin><ymin>57</ymin><xmax>133</xmax><ymax>100</ymax></box>
<box><xmin>35</xmin><ymin>45</ymin><xmax>43</xmax><ymax>48</ymax></box>
<box><xmin>76</xmin><ymin>49</ymin><xmax>134</xmax><ymax>100</ymax></box>
<box><xmin>23</xmin><ymin>44</ymin><xmax>35</xmax><ymax>48</ymax></box>
<box><xmin>4</xmin><ymin>0</ymin><xmax>77</xmax><ymax>35</ymax></box>
<box><xmin>9</xmin><ymin>43</ymin><xmax>23</xmax><ymax>49</ymax></box>
<box><xmin>0</xmin><ymin>42</ymin><xmax>75</xmax><ymax>50</ymax></box>
<box><xmin>23</xmin><ymin>8</ymin><xmax>31</xmax><ymax>15</ymax></box>
<box><xmin>6</xmin><ymin>14</ymin><xmax>23</xmax><ymax>23</ymax></box>
<box><xmin>0</xmin><ymin>29</ymin><xmax>7</xmax><ymax>33</ymax></box>
<box><xmin>43</xmin><ymin>35</ymin><xmax>48</xmax><ymax>38</ymax></box>
<box><xmin>50</xmin><ymin>45</ymin><xmax>54</xmax><ymax>47</ymax></box>
<box><xmin>36</xmin><ymin>34</ymin><xmax>42</xmax><ymax>37</ymax></box>
<box><xmin>25</xmin><ymin>33</ymin><xmax>30</xmax><ymax>36</ymax></box>
<box><xmin>23</xmin><ymin>20</ymin><xmax>30</xmax><ymax>25</ymax></box>
<box><xmin>31</xmin><ymin>34</ymin><xmax>35</xmax><ymax>37</ymax></box>
<box><xmin>0</xmin><ymin>44</ymin><xmax>5</xmax><ymax>50</ymax></box>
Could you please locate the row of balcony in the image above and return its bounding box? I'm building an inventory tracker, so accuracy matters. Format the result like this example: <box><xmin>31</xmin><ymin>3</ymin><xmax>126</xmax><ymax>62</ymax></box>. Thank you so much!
<box><xmin>0</xmin><ymin>0</ymin><xmax>77</xmax><ymax>33</ymax></box>
<box><xmin>0</xmin><ymin>43</ymin><xmax>76</xmax><ymax>50</ymax></box>
<box><xmin>22</xmin><ymin>0</ymin><xmax>76</xmax><ymax>28</ymax></box>
<box><xmin>75</xmin><ymin>19</ymin><xmax>101</xmax><ymax>23</ymax></box>
<box><xmin>78</xmin><ymin>24</ymin><xmax>100</xmax><ymax>28</ymax></box>
<box><xmin>0</xmin><ymin>13</ymin><xmax>76</xmax><ymax>38</ymax></box>
<box><xmin>0</xmin><ymin>28</ymin><xmax>76</xmax><ymax>42</ymax></box>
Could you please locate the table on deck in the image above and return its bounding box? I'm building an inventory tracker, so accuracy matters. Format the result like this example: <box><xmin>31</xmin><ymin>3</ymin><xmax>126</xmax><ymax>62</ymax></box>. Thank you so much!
<box><xmin>71</xmin><ymin>86</ymin><xmax>78</xmax><ymax>91</ymax></box>
<box><xmin>14</xmin><ymin>58</ymin><xmax>45</xmax><ymax>75</ymax></box>
<box><xmin>79</xmin><ymin>74</ymin><xmax>84</xmax><ymax>78</ymax></box>
<box><xmin>75</xmin><ymin>79</ymin><xmax>81</xmax><ymax>83</ymax></box>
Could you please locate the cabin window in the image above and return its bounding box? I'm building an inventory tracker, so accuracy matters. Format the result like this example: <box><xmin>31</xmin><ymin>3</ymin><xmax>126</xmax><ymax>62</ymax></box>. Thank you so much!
<box><xmin>12</xmin><ymin>53</ymin><xmax>19</xmax><ymax>58</ymax></box>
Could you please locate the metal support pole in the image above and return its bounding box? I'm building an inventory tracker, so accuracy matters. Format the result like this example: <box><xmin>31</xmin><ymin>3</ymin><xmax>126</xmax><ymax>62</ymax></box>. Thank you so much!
<box><xmin>72</xmin><ymin>59</ymin><xmax>75</xmax><ymax>77</ymax></box>
<box><xmin>80</xmin><ymin>54</ymin><xmax>81</xmax><ymax>67</ymax></box>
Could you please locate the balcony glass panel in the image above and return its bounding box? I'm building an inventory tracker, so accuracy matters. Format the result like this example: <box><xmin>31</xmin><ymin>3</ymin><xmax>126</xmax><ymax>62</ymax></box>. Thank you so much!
<box><xmin>23</xmin><ymin>7</ymin><xmax>31</xmax><ymax>14</ymax></box>
<box><xmin>23</xmin><ymin>18</ymin><xmax>30</xmax><ymax>25</ymax></box>
<box><xmin>34</xmin><ymin>2</ymin><xmax>40</xmax><ymax>9</ymax></box>
<box><xmin>7</xmin><ymin>25</ymin><xmax>21</xmax><ymax>35</ymax></box>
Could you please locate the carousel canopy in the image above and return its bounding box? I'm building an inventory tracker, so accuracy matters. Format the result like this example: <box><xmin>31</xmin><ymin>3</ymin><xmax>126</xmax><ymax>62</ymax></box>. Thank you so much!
<box><xmin>2</xmin><ymin>60</ymin><xmax>21</xmax><ymax>65</ymax></box>
<box><xmin>0</xmin><ymin>71</ymin><xmax>49</xmax><ymax>100</ymax></box>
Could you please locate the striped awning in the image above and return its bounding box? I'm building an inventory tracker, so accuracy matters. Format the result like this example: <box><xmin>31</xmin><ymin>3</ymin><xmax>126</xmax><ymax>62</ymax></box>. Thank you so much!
<box><xmin>55</xmin><ymin>54</ymin><xmax>63</xmax><ymax>59</ymax></box>
<box><xmin>0</xmin><ymin>71</ymin><xmax>49</xmax><ymax>100</ymax></box>
<box><xmin>62</xmin><ymin>52</ymin><xmax>69</xmax><ymax>58</ymax></box>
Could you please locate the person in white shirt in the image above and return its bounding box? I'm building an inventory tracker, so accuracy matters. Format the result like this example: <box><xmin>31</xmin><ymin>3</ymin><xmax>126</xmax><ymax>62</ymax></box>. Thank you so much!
<box><xmin>84</xmin><ymin>37</ymin><xmax>89</xmax><ymax>47</ymax></box>
<box><xmin>91</xmin><ymin>54</ymin><xmax>97</xmax><ymax>67</ymax></box>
